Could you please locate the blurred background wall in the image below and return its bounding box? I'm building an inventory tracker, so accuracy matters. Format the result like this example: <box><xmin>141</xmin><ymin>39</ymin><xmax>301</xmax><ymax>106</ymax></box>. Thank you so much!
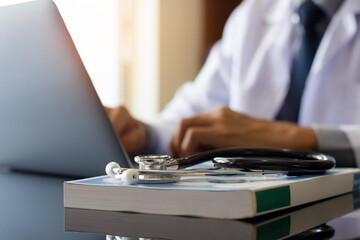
<box><xmin>2</xmin><ymin>0</ymin><xmax>241</xmax><ymax>121</ymax></box>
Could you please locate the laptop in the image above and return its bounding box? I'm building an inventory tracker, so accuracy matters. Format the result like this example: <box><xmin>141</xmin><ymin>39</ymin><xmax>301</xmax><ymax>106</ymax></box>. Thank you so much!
<box><xmin>0</xmin><ymin>0</ymin><xmax>133</xmax><ymax>177</ymax></box>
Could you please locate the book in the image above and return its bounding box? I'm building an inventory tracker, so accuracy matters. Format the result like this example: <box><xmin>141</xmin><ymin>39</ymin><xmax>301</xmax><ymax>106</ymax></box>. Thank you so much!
<box><xmin>65</xmin><ymin>192</ymin><xmax>360</xmax><ymax>240</ymax></box>
<box><xmin>64</xmin><ymin>168</ymin><xmax>360</xmax><ymax>219</ymax></box>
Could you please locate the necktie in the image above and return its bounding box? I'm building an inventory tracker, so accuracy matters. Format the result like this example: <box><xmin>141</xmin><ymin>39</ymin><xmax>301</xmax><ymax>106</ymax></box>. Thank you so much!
<box><xmin>276</xmin><ymin>0</ymin><xmax>329</xmax><ymax>122</ymax></box>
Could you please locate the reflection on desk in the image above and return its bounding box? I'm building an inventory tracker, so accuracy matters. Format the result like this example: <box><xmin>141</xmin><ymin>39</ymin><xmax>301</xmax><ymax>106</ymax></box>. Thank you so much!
<box><xmin>329</xmin><ymin>206</ymin><xmax>360</xmax><ymax>239</ymax></box>
<box><xmin>0</xmin><ymin>169</ymin><xmax>103</xmax><ymax>240</ymax></box>
<box><xmin>65</xmin><ymin>191</ymin><xmax>359</xmax><ymax>240</ymax></box>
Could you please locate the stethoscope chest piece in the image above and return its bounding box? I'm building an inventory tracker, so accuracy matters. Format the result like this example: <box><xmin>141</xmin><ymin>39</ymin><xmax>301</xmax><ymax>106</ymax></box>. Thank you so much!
<box><xmin>134</xmin><ymin>155</ymin><xmax>180</xmax><ymax>184</ymax></box>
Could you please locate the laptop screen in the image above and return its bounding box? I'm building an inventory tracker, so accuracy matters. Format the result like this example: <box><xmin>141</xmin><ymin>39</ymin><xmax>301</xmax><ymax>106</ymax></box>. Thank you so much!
<box><xmin>0</xmin><ymin>0</ymin><xmax>132</xmax><ymax>177</ymax></box>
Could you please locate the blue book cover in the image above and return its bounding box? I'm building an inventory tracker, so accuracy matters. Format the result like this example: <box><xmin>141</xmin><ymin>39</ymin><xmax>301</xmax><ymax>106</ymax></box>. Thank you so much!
<box><xmin>64</xmin><ymin>168</ymin><xmax>360</xmax><ymax>219</ymax></box>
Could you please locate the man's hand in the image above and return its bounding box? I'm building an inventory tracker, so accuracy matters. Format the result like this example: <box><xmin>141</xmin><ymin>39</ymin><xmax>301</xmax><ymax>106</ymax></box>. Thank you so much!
<box><xmin>170</xmin><ymin>106</ymin><xmax>318</xmax><ymax>158</ymax></box>
<box><xmin>105</xmin><ymin>106</ymin><xmax>147</xmax><ymax>157</ymax></box>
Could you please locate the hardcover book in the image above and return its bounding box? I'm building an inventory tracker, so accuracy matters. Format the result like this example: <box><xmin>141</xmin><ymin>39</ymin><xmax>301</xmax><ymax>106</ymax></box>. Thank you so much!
<box><xmin>64</xmin><ymin>168</ymin><xmax>360</xmax><ymax>219</ymax></box>
<box><xmin>65</xmin><ymin>192</ymin><xmax>360</xmax><ymax>239</ymax></box>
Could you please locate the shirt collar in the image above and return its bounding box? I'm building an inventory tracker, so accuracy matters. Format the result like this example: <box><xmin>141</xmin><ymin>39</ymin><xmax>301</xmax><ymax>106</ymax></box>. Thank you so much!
<box><xmin>298</xmin><ymin>0</ymin><xmax>344</xmax><ymax>17</ymax></box>
<box><xmin>262</xmin><ymin>0</ymin><xmax>348</xmax><ymax>24</ymax></box>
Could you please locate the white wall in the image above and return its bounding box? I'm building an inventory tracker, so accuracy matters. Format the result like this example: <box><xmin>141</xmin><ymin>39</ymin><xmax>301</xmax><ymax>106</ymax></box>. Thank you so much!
<box><xmin>129</xmin><ymin>0</ymin><xmax>204</xmax><ymax>120</ymax></box>
<box><xmin>54</xmin><ymin>0</ymin><xmax>128</xmax><ymax>107</ymax></box>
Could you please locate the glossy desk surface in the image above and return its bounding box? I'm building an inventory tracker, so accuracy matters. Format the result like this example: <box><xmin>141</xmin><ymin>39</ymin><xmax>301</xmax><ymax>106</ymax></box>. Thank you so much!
<box><xmin>1</xmin><ymin>168</ymin><xmax>360</xmax><ymax>240</ymax></box>
<box><xmin>0</xmin><ymin>168</ymin><xmax>103</xmax><ymax>240</ymax></box>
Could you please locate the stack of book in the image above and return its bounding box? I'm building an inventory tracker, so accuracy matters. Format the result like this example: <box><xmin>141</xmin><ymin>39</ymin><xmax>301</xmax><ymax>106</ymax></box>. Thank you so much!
<box><xmin>64</xmin><ymin>168</ymin><xmax>360</xmax><ymax>219</ymax></box>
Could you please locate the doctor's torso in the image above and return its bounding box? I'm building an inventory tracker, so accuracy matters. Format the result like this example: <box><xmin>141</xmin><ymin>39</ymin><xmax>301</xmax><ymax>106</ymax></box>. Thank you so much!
<box><xmin>222</xmin><ymin>0</ymin><xmax>360</xmax><ymax>126</ymax></box>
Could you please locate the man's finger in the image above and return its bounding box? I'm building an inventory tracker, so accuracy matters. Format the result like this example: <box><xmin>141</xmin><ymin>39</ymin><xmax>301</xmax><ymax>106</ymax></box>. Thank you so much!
<box><xmin>108</xmin><ymin>106</ymin><xmax>136</xmax><ymax>135</ymax></box>
<box><xmin>179</xmin><ymin>126</ymin><xmax>217</xmax><ymax>157</ymax></box>
<box><xmin>171</xmin><ymin>113</ymin><xmax>213</xmax><ymax>157</ymax></box>
<box><xmin>121</xmin><ymin>122</ymin><xmax>147</xmax><ymax>156</ymax></box>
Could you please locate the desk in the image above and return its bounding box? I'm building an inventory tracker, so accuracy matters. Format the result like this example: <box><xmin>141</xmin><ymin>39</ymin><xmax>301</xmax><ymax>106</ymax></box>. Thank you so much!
<box><xmin>1</xmin><ymin>169</ymin><xmax>360</xmax><ymax>240</ymax></box>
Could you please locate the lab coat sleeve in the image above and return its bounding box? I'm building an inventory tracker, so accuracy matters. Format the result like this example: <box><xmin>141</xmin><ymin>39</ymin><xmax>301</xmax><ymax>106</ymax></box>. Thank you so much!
<box><xmin>313</xmin><ymin>125</ymin><xmax>357</xmax><ymax>167</ymax></box>
<box><xmin>143</xmin><ymin>3</ymin><xmax>247</xmax><ymax>154</ymax></box>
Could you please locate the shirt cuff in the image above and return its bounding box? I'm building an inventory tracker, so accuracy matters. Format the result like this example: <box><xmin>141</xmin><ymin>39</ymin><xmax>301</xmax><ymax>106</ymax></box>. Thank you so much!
<box><xmin>312</xmin><ymin>125</ymin><xmax>357</xmax><ymax>167</ymax></box>
<box><xmin>142</xmin><ymin>123</ymin><xmax>161</xmax><ymax>154</ymax></box>
<box><xmin>142</xmin><ymin>118</ymin><xmax>178</xmax><ymax>155</ymax></box>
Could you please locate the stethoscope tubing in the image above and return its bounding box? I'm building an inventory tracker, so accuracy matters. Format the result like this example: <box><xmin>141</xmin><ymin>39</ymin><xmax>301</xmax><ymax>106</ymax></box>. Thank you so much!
<box><xmin>173</xmin><ymin>148</ymin><xmax>335</xmax><ymax>173</ymax></box>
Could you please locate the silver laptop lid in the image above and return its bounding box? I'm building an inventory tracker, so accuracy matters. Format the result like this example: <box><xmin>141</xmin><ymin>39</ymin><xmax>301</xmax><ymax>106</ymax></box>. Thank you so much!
<box><xmin>0</xmin><ymin>0</ymin><xmax>132</xmax><ymax>177</ymax></box>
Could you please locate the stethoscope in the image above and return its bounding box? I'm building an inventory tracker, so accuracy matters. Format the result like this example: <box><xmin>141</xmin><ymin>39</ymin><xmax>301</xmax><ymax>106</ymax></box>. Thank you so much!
<box><xmin>105</xmin><ymin>148</ymin><xmax>336</xmax><ymax>184</ymax></box>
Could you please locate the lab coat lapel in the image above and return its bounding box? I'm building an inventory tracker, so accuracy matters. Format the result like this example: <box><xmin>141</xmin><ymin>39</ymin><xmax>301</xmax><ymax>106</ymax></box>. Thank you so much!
<box><xmin>309</xmin><ymin>0</ymin><xmax>359</xmax><ymax>77</ymax></box>
<box><xmin>299</xmin><ymin>0</ymin><xmax>360</xmax><ymax>125</ymax></box>
<box><xmin>239</xmin><ymin>1</ymin><xmax>294</xmax><ymax>119</ymax></box>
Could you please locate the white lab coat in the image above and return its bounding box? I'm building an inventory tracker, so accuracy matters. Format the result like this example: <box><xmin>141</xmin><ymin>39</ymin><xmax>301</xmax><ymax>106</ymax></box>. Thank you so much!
<box><xmin>147</xmin><ymin>0</ymin><xmax>360</xmax><ymax>164</ymax></box>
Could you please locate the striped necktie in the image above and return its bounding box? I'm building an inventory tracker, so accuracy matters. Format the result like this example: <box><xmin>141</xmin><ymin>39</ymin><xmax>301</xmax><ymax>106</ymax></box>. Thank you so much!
<box><xmin>276</xmin><ymin>0</ymin><xmax>329</xmax><ymax>122</ymax></box>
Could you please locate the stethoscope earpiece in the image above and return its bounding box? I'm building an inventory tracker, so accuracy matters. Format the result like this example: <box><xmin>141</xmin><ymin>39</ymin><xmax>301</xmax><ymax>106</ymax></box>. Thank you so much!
<box><xmin>106</xmin><ymin>162</ymin><xmax>140</xmax><ymax>184</ymax></box>
<box><xmin>105</xmin><ymin>161</ymin><xmax>120</xmax><ymax>177</ymax></box>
